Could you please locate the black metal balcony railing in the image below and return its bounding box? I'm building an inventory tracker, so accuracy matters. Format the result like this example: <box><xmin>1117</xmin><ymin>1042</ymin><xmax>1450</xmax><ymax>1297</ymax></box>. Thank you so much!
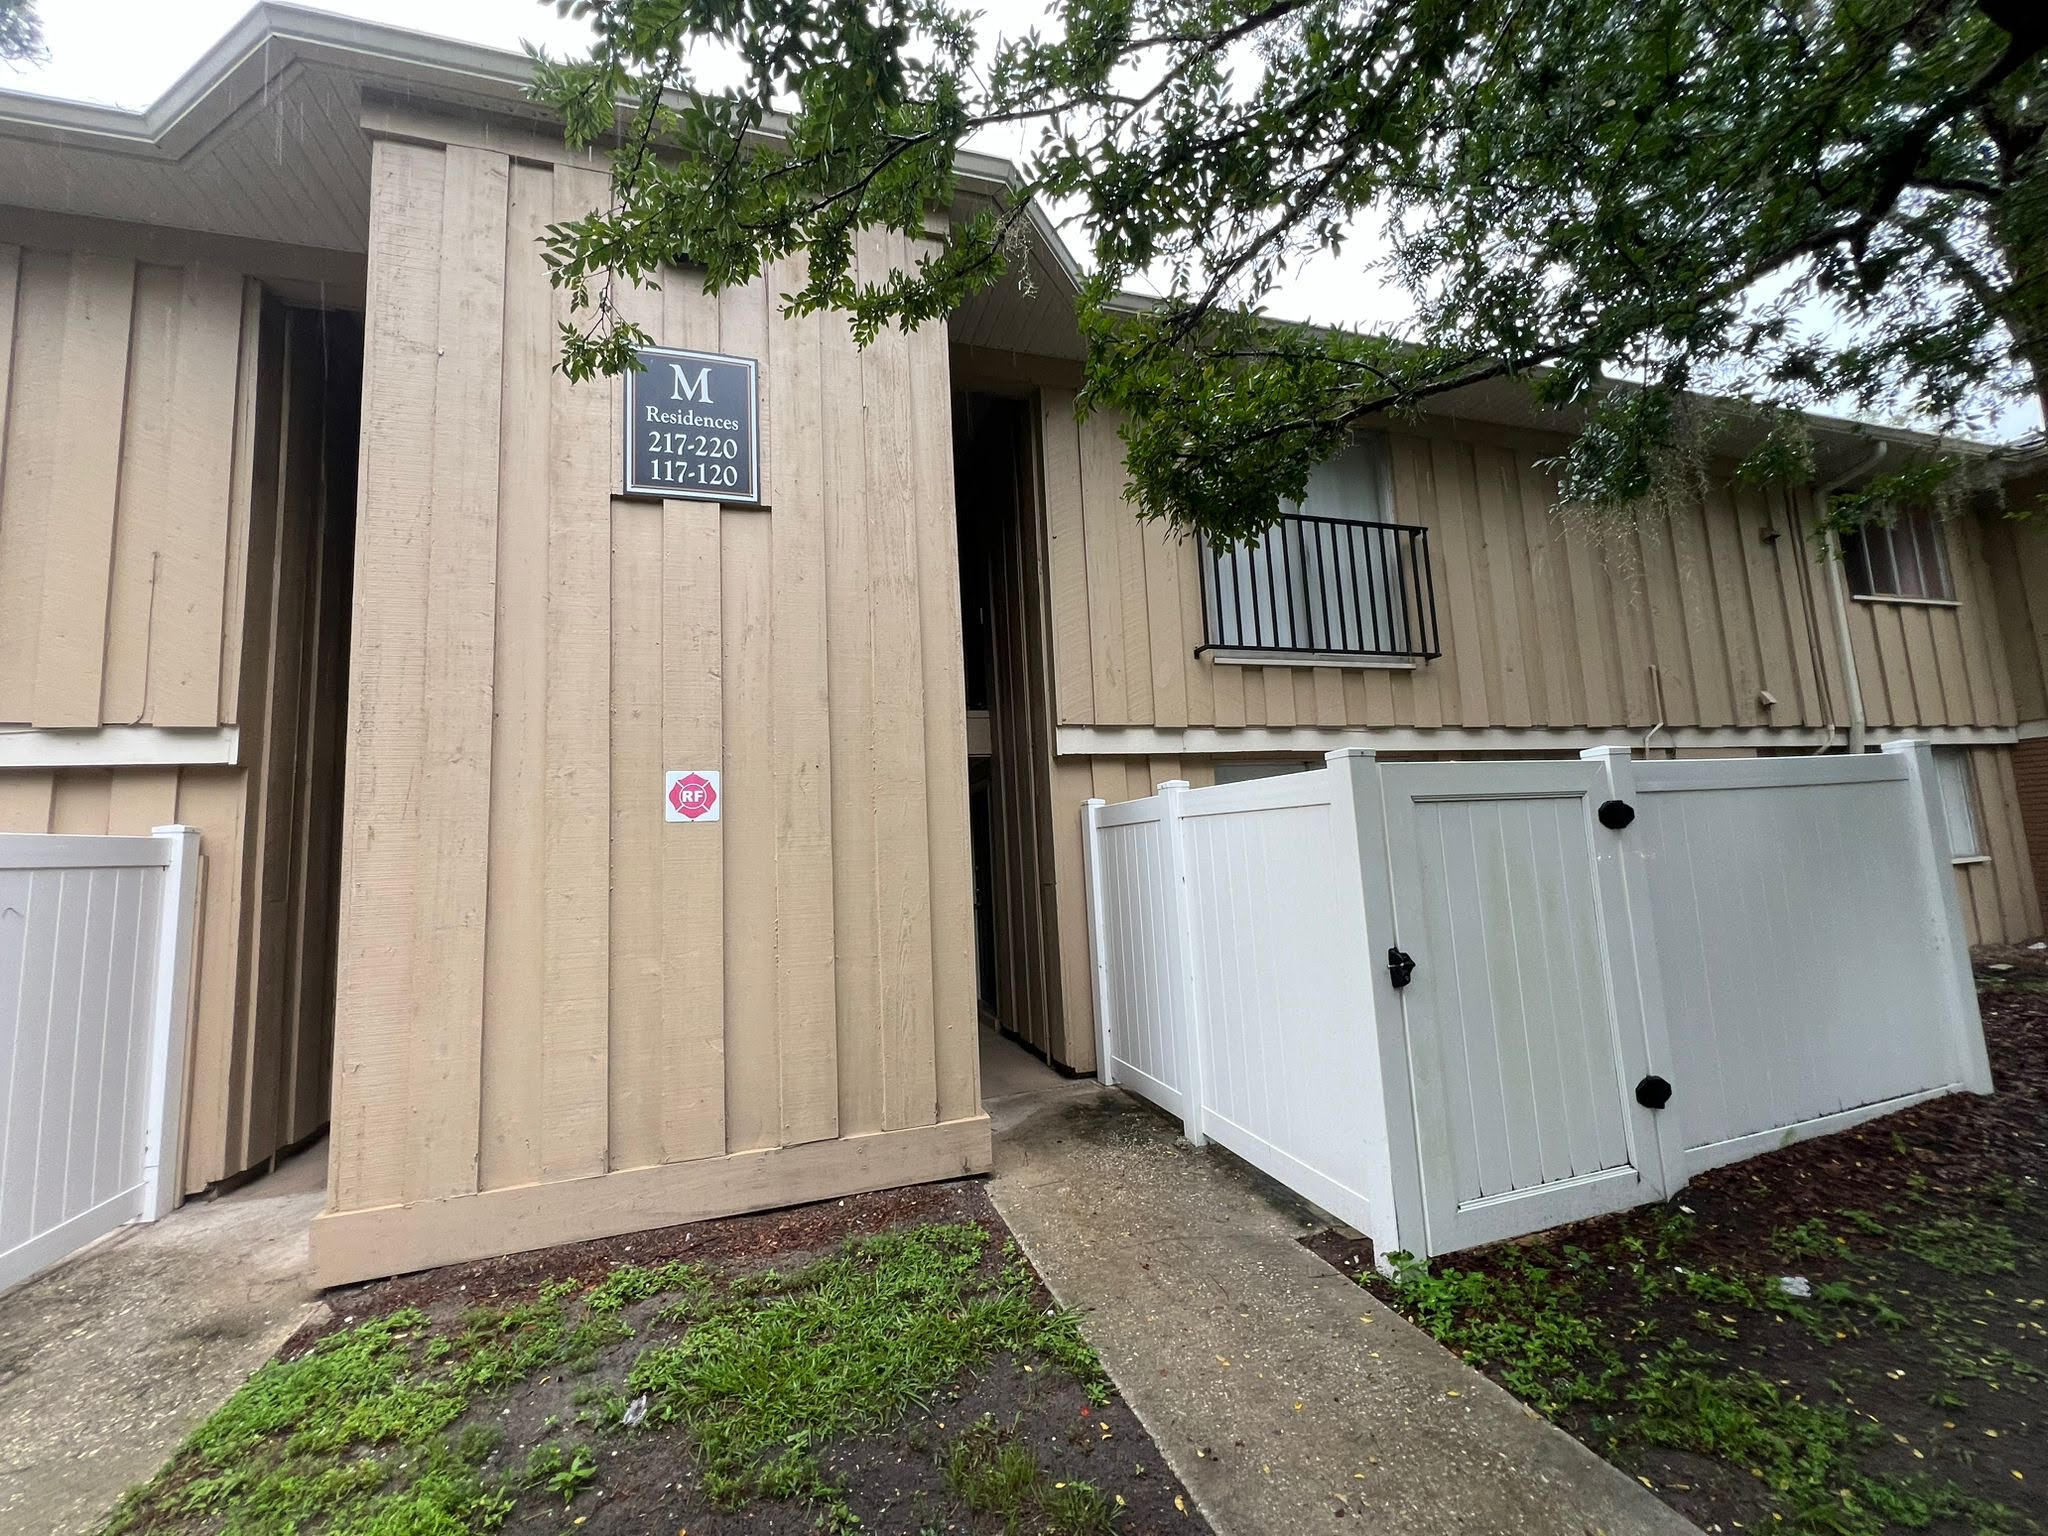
<box><xmin>1196</xmin><ymin>514</ymin><xmax>1442</xmax><ymax>660</ymax></box>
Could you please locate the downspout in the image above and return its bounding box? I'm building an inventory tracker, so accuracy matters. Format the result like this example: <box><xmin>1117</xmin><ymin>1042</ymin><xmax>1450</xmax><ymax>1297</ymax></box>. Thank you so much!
<box><xmin>1817</xmin><ymin>442</ymin><xmax>1890</xmax><ymax>755</ymax></box>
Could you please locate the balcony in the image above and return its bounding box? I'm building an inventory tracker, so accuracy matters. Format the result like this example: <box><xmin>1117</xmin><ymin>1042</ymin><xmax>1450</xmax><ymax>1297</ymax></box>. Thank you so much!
<box><xmin>1196</xmin><ymin>513</ymin><xmax>1442</xmax><ymax>662</ymax></box>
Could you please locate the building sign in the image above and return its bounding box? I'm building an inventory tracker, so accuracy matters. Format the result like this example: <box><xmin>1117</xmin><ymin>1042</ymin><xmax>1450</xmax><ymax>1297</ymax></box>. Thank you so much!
<box><xmin>624</xmin><ymin>346</ymin><xmax>760</xmax><ymax>505</ymax></box>
<box><xmin>666</xmin><ymin>770</ymin><xmax>721</xmax><ymax>822</ymax></box>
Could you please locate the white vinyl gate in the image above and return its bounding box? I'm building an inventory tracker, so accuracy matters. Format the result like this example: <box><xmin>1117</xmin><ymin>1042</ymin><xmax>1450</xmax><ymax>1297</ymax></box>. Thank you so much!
<box><xmin>0</xmin><ymin>828</ymin><xmax>202</xmax><ymax>1293</ymax></box>
<box><xmin>1083</xmin><ymin>743</ymin><xmax>1988</xmax><ymax>1263</ymax></box>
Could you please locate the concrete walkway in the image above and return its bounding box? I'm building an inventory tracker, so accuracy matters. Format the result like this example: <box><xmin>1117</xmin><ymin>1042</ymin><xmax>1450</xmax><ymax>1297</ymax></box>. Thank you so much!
<box><xmin>979</xmin><ymin>1031</ymin><xmax>1697</xmax><ymax>1536</ymax></box>
<box><xmin>0</xmin><ymin>1144</ymin><xmax>329</xmax><ymax>1536</ymax></box>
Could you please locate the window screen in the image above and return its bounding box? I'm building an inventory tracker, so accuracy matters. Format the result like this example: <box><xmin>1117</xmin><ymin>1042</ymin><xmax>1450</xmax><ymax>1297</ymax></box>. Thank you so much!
<box><xmin>1934</xmin><ymin>747</ymin><xmax>1983</xmax><ymax>860</ymax></box>
<box><xmin>1841</xmin><ymin>509</ymin><xmax>1954</xmax><ymax>600</ymax></box>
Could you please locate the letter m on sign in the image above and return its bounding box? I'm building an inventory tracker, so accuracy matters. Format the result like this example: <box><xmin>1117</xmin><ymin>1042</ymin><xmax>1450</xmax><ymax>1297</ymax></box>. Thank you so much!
<box><xmin>671</xmin><ymin>364</ymin><xmax>713</xmax><ymax>403</ymax></box>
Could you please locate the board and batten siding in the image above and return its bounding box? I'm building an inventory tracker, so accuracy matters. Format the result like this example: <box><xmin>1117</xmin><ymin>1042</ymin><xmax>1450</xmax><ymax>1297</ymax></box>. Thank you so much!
<box><xmin>1983</xmin><ymin>478</ymin><xmax>2048</xmax><ymax>728</ymax></box>
<box><xmin>1042</xmin><ymin>402</ymin><xmax>2017</xmax><ymax>738</ymax></box>
<box><xmin>1981</xmin><ymin>477</ymin><xmax>2048</xmax><ymax>925</ymax></box>
<box><xmin>313</xmin><ymin>127</ymin><xmax>985</xmax><ymax>1284</ymax></box>
<box><xmin>0</xmin><ymin>245</ymin><xmax>258</xmax><ymax>729</ymax></box>
<box><xmin>0</xmin><ymin>243</ymin><xmax>350</xmax><ymax>1193</ymax></box>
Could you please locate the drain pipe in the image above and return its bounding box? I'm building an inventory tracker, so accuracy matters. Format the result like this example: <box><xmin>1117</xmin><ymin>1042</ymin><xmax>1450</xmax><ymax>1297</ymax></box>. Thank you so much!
<box><xmin>1817</xmin><ymin>442</ymin><xmax>1889</xmax><ymax>755</ymax></box>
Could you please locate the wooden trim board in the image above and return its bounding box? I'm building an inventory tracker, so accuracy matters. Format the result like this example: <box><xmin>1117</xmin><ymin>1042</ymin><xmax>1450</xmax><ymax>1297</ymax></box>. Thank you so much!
<box><xmin>0</xmin><ymin>727</ymin><xmax>240</xmax><ymax>768</ymax></box>
<box><xmin>1057</xmin><ymin>722</ymin><xmax>2022</xmax><ymax>759</ymax></box>
<box><xmin>309</xmin><ymin>1113</ymin><xmax>995</xmax><ymax>1285</ymax></box>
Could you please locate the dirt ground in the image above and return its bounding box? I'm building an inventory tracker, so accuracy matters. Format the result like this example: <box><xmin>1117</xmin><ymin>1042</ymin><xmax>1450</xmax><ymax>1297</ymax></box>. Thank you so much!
<box><xmin>109</xmin><ymin>1181</ymin><xmax>1212</xmax><ymax>1536</ymax></box>
<box><xmin>1318</xmin><ymin>946</ymin><xmax>2048</xmax><ymax>1536</ymax></box>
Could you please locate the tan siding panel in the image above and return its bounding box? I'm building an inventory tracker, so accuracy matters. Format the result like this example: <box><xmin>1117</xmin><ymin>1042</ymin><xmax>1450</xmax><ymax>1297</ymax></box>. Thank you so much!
<box><xmin>541</xmin><ymin>164</ymin><xmax>614</xmax><ymax>1180</ymax></box>
<box><xmin>176</xmin><ymin>766</ymin><xmax>250</xmax><ymax>1189</ymax></box>
<box><xmin>720</xmin><ymin>280</ymin><xmax>780</xmax><ymax>1154</ymax></box>
<box><xmin>2013</xmin><ymin>737</ymin><xmax>2048</xmax><ymax>927</ymax></box>
<box><xmin>406</xmin><ymin>146</ymin><xmax>508</xmax><ymax>1200</ymax></box>
<box><xmin>768</xmin><ymin>254</ymin><xmax>841</xmax><ymax>1147</ymax></box>
<box><xmin>32</xmin><ymin>253</ymin><xmax>135</xmax><ymax>728</ymax></box>
<box><xmin>0</xmin><ymin>773</ymin><xmax>54</xmax><ymax>830</ymax></box>
<box><xmin>100</xmin><ymin>265</ymin><xmax>183</xmax><ymax>726</ymax></box>
<box><xmin>660</xmin><ymin>272</ymin><xmax>728</xmax><ymax>1164</ymax></box>
<box><xmin>605</xmin><ymin>277</ymin><xmax>668</xmax><ymax>1175</ymax></box>
<box><xmin>330</xmin><ymin>139</ymin><xmax>445</xmax><ymax>1212</ymax></box>
<box><xmin>48</xmin><ymin>769</ymin><xmax>113</xmax><ymax>833</ymax></box>
<box><xmin>1074</xmin><ymin>405</ymin><xmax>1130</xmax><ymax>722</ymax></box>
<box><xmin>911</xmin><ymin>291</ymin><xmax>980</xmax><ymax>1125</ymax></box>
<box><xmin>1</xmin><ymin>254</ymin><xmax>76</xmax><ymax>722</ymax></box>
<box><xmin>1040</xmin><ymin>396</ymin><xmax>1094</xmax><ymax>725</ymax></box>
<box><xmin>826</xmin><ymin>298</ymin><xmax>884</xmax><ymax>1137</ymax></box>
<box><xmin>478</xmin><ymin>161</ymin><xmax>554</xmax><ymax>1191</ymax></box>
<box><xmin>858</xmin><ymin>230</ymin><xmax>938</xmax><ymax>1135</ymax></box>
<box><xmin>150</xmin><ymin>266</ymin><xmax>249</xmax><ymax>723</ymax></box>
<box><xmin>219</xmin><ymin>282</ymin><xmax>265</xmax><ymax>726</ymax></box>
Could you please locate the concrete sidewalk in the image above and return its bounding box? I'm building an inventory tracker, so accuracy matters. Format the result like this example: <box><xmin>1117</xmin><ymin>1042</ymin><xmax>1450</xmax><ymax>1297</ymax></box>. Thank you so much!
<box><xmin>0</xmin><ymin>1144</ymin><xmax>330</xmax><ymax>1536</ymax></box>
<box><xmin>979</xmin><ymin>1032</ymin><xmax>1696</xmax><ymax>1536</ymax></box>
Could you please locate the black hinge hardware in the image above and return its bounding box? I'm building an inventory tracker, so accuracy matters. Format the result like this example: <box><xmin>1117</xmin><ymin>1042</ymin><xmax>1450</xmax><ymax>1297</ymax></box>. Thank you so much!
<box><xmin>1387</xmin><ymin>948</ymin><xmax>1416</xmax><ymax>988</ymax></box>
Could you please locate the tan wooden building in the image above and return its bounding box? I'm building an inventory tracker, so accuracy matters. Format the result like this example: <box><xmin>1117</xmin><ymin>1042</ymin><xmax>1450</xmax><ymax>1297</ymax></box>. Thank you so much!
<box><xmin>1</xmin><ymin>5</ymin><xmax>2040</xmax><ymax>1283</ymax></box>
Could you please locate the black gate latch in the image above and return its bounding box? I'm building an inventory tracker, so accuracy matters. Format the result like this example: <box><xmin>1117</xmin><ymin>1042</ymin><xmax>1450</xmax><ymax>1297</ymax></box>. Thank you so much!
<box><xmin>1387</xmin><ymin>948</ymin><xmax>1416</xmax><ymax>988</ymax></box>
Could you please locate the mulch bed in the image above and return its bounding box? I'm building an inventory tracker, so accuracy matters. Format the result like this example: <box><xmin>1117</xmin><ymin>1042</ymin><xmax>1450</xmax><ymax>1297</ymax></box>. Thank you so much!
<box><xmin>1313</xmin><ymin>945</ymin><xmax>2048</xmax><ymax>1535</ymax></box>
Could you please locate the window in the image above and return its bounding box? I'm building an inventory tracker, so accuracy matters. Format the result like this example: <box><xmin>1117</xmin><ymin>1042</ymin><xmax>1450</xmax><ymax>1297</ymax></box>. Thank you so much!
<box><xmin>1841</xmin><ymin>509</ymin><xmax>1954</xmax><ymax>601</ymax></box>
<box><xmin>1199</xmin><ymin>437</ymin><xmax>1441</xmax><ymax>659</ymax></box>
<box><xmin>1934</xmin><ymin>747</ymin><xmax>1984</xmax><ymax>861</ymax></box>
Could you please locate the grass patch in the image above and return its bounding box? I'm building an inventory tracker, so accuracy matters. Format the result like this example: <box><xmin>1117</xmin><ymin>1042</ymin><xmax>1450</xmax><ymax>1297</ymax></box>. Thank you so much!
<box><xmin>946</xmin><ymin>1416</ymin><xmax>1042</xmax><ymax>1522</ymax></box>
<box><xmin>941</xmin><ymin>1415</ymin><xmax>1121</xmax><ymax>1535</ymax></box>
<box><xmin>102</xmin><ymin>1307</ymin><xmax>520</xmax><ymax>1535</ymax></box>
<box><xmin>625</xmin><ymin>1224</ymin><xmax>1108</xmax><ymax>1513</ymax></box>
<box><xmin>1383</xmin><ymin>1247</ymin><xmax>1624</xmax><ymax>1415</ymax></box>
<box><xmin>1894</xmin><ymin>1214</ymin><xmax>2021</xmax><ymax>1276</ymax></box>
<box><xmin>106</xmin><ymin>1220</ymin><xmax>1117</xmax><ymax>1535</ymax></box>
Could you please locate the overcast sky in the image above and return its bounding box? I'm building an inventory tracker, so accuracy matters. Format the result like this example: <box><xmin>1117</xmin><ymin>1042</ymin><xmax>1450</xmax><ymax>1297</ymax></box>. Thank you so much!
<box><xmin>9</xmin><ymin>0</ymin><xmax>2039</xmax><ymax>441</ymax></box>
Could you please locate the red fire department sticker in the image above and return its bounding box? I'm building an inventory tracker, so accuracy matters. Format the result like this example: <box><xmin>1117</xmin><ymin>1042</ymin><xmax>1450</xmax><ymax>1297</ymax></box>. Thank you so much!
<box><xmin>664</xmin><ymin>770</ymin><xmax>720</xmax><ymax>822</ymax></box>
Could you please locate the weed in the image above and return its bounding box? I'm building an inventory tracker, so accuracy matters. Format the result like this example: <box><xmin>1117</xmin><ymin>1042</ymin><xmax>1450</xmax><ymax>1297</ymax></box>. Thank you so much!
<box><xmin>941</xmin><ymin>1416</ymin><xmax>1120</xmax><ymax>1535</ymax></box>
<box><xmin>1812</xmin><ymin>1282</ymin><xmax>1907</xmax><ymax>1331</ymax></box>
<box><xmin>522</xmin><ymin>1442</ymin><xmax>597</xmax><ymax>1503</ymax></box>
<box><xmin>105</xmin><ymin>1224</ymin><xmax>1120</xmax><ymax>1535</ymax></box>
<box><xmin>1769</xmin><ymin>1218</ymin><xmax>1842</xmax><ymax>1262</ymax></box>
<box><xmin>625</xmin><ymin>1225</ymin><xmax>1110</xmax><ymax>1511</ymax></box>
<box><xmin>1384</xmin><ymin>1251</ymin><xmax>1623</xmax><ymax>1415</ymax></box>
<box><xmin>585</xmin><ymin>1260</ymin><xmax>709</xmax><ymax>1315</ymax></box>
<box><xmin>1369</xmin><ymin>1180</ymin><xmax>2035</xmax><ymax>1536</ymax></box>
<box><xmin>1681</xmin><ymin>1267</ymin><xmax>1758</xmax><ymax>1307</ymax></box>
<box><xmin>945</xmin><ymin>1417</ymin><xmax>1041</xmax><ymax>1521</ymax></box>
<box><xmin>1042</xmin><ymin>1479</ymin><xmax>1120</xmax><ymax>1535</ymax></box>
<box><xmin>1896</xmin><ymin>1214</ymin><xmax>2022</xmax><ymax>1275</ymax></box>
<box><xmin>1978</xmin><ymin>1173</ymin><xmax>2031</xmax><ymax>1211</ymax></box>
<box><xmin>1624</xmin><ymin>1348</ymin><xmax>2008</xmax><ymax>1534</ymax></box>
<box><xmin>101</xmin><ymin>1280</ymin><xmax>633</xmax><ymax>1533</ymax></box>
<box><xmin>572</xmin><ymin>1383</ymin><xmax>632</xmax><ymax>1432</ymax></box>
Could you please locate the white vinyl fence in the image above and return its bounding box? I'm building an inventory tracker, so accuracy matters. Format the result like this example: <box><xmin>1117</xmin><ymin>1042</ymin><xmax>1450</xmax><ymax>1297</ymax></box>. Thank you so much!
<box><xmin>0</xmin><ymin>827</ymin><xmax>202</xmax><ymax>1293</ymax></box>
<box><xmin>1083</xmin><ymin>743</ymin><xmax>1988</xmax><ymax>1264</ymax></box>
